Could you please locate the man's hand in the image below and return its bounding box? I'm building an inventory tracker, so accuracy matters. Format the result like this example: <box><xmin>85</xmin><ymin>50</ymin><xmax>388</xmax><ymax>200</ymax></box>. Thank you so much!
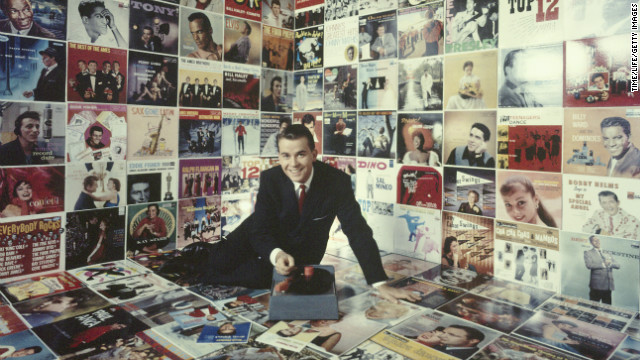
<box><xmin>377</xmin><ymin>283</ymin><xmax>421</xmax><ymax>304</ymax></box>
<box><xmin>275</xmin><ymin>251</ymin><xmax>295</xmax><ymax>275</ymax></box>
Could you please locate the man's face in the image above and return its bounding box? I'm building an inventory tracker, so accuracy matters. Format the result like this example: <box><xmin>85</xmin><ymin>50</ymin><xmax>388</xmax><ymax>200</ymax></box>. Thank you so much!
<box><xmin>241</xmin><ymin>23</ymin><xmax>249</xmax><ymax>35</ymax></box>
<box><xmin>214</xmin><ymin>79</ymin><xmax>218</xmax><ymax>86</ymax></box>
<box><xmin>505</xmin><ymin>53</ymin><xmax>524</xmax><ymax>86</ymax></box>
<box><xmin>594</xmin><ymin>76</ymin><xmax>606</xmax><ymax>89</ymax></box>
<box><xmin>601</xmin><ymin>125</ymin><xmax>630</xmax><ymax>157</ymax></box>
<box><xmin>18</xmin><ymin>117</ymin><xmax>40</xmax><ymax>143</ymax></box>
<box><xmin>185</xmin><ymin>76</ymin><xmax>191</xmax><ymax>83</ymax></box>
<box><xmin>113</xmin><ymin>62</ymin><xmax>120</xmax><ymax>72</ymax></box>
<box><xmin>204</xmin><ymin>78</ymin><xmax>209</xmax><ymax>84</ymax></box>
<box><xmin>78</xmin><ymin>61</ymin><xmax>87</xmax><ymax>71</ymax></box>
<box><xmin>142</xmin><ymin>29</ymin><xmax>152</xmax><ymax>42</ymax></box>
<box><xmin>304</xmin><ymin>121</ymin><xmax>314</xmax><ymax>134</ymax></box>
<box><xmin>377</xmin><ymin>25</ymin><xmax>385</xmax><ymax>37</ymax></box>
<box><xmin>300</xmin><ymin>76</ymin><xmax>305</xmax><ymax>84</ymax></box>
<box><xmin>4</xmin><ymin>0</ymin><xmax>33</xmax><ymax>31</ymax></box>
<box><xmin>41</xmin><ymin>54</ymin><xmax>55</xmax><ymax>67</ymax></box>
<box><xmin>272</xmin><ymin>3</ymin><xmax>280</xmax><ymax>16</ymax></box>
<box><xmin>88</xmin><ymin>62</ymin><xmax>97</xmax><ymax>74</ymax></box>
<box><xmin>467</xmin><ymin>127</ymin><xmax>485</xmax><ymax>153</ymax></box>
<box><xmin>103</xmin><ymin>63</ymin><xmax>111</xmax><ymax>73</ymax></box>
<box><xmin>438</xmin><ymin>327</ymin><xmax>474</xmax><ymax>347</ymax></box>
<box><xmin>219</xmin><ymin>323</ymin><xmax>236</xmax><ymax>334</ymax></box>
<box><xmin>599</xmin><ymin>195</ymin><xmax>620</xmax><ymax>216</ymax></box>
<box><xmin>190</xmin><ymin>18</ymin><xmax>212</xmax><ymax>50</ymax></box>
<box><xmin>466</xmin><ymin>0</ymin><xmax>475</xmax><ymax>11</ymax></box>
<box><xmin>590</xmin><ymin>237</ymin><xmax>601</xmax><ymax>249</ymax></box>
<box><xmin>278</xmin><ymin>137</ymin><xmax>317</xmax><ymax>184</ymax></box>
<box><xmin>280</xmin><ymin>325</ymin><xmax>302</xmax><ymax>336</ymax></box>
<box><xmin>131</xmin><ymin>182</ymin><xmax>151</xmax><ymax>203</ymax></box>
<box><xmin>347</xmin><ymin>47</ymin><xmax>354</xmax><ymax>60</ymax></box>
<box><xmin>195</xmin><ymin>78</ymin><xmax>200</xmax><ymax>85</ymax></box>
<box><xmin>40</xmin><ymin>296</ymin><xmax>77</xmax><ymax>313</ymax></box>
<box><xmin>90</xmin><ymin>129</ymin><xmax>103</xmax><ymax>146</ymax></box>
<box><xmin>85</xmin><ymin>6</ymin><xmax>108</xmax><ymax>35</ymax></box>
<box><xmin>272</xmin><ymin>80</ymin><xmax>282</xmax><ymax>98</ymax></box>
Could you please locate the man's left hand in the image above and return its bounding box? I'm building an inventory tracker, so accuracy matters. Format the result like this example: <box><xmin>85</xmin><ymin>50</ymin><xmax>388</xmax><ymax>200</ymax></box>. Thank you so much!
<box><xmin>376</xmin><ymin>283</ymin><xmax>421</xmax><ymax>304</ymax></box>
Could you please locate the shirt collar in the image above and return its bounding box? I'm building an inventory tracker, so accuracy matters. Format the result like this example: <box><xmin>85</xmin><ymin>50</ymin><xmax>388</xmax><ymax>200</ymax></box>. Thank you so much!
<box><xmin>45</xmin><ymin>63</ymin><xmax>58</xmax><ymax>73</ymax></box>
<box><xmin>10</xmin><ymin>22</ymin><xmax>32</xmax><ymax>35</ymax></box>
<box><xmin>293</xmin><ymin>167</ymin><xmax>314</xmax><ymax>192</ymax></box>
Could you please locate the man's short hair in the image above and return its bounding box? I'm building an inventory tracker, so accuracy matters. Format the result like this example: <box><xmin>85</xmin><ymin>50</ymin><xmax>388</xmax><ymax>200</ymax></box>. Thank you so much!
<box><xmin>468</xmin><ymin>189</ymin><xmax>479</xmax><ymax>199</ymax></box>
<box><xmin>270</xmin><ymin>76</ymin><xmax>282</xmax><ymax>91</ymax></box>
<box><xmin>598</xmin><ymin>190</ymin><xmax>619</xmax><ymax>203</ymax></box>
<box><xmin>243</xmin><ymin>21</ymin><xmax>252</xmax><ymax>35</ymax></box>
<box><xmin>113</xmin><ymin>60</ymin><xmax>120</xmax><ymax>66</ymax></box>
<box><xmin>188</xmin><ymin>12</ymin><xmax>212</xmax><ymax>30</ymax></box>
<box><xmin>279</xmin><ymin>116</ymin><xmax>292</xmax><ymax>127</ymax></box>
<box><xmin>447</xmin><ymin>325</ymin><xmax>485</xmax><ymax>343</ymax></box>
<box><xmin>503</xmin><ymin>49</ymin><xmax>524</xmax><ymax>75</ymax></box>
<box><xmin>277</xmin><ymin>124</ymin><xmax>314</xmax><ymax>151</ymax></box>
<box><xmin>463</xmin><ymin>61</ymin><xmax>473</xmax><ymax>70</ymax></box>
<box><xmin>600</xmin><ymin>117</ymin><xmax>631</xmax><ymax>136</ymax></box>
<box><xmin>21</xmin><ymin>346</ymin><xmax>42</xmax><ymax>354</ymax></box>
<box><xmin>471</xmin><ymin>122</ymin><xmax>491</xmax><ymax>141</ymax></box>
<box><xmin>301</xmin><ymin>113</ymin><xmax>315</xmax><ymax>126</ymax></box>
<box><xmin>591</xmin><ymin>73</ymin><xmax>605</xmax><ymax>83</ymax></box>
<box><xmin>14</xmin><ymin>111</ymin><xmax>40</xmax><ymax>136</ymax></box>
<box><xmin>90</xmin><ymin>125</ymin><xmax>103</xmax><ymax>135</ymax></box>
<box><xmin>272</xmin><ymin>0</ymin><xmax>280</xmax><ymax>6</ymax></box>
<box><xmin>102</xmin><ymin>60</ymin><xmax>111</xmax><ymax>67</ymax></box>
<box><xmin>88</xmin><ymin>60</ymin><xmax>98</xmax><ymax>66</ymax></box>
<box><xmin>78</xmin><ymin>0</ymin><xmax>105</xmax><ymax>18</ymax></box>
<box><xmin>588</xmin><ymin>235</ymin><xmax>597</xmax><ymax>244</ymax></box>
<box><xmin>77</xmin><ymin>59</ymin><xmax>86</xmax><ymax>65</ymax></box>
<box><xmin>143</xmin><ymin>26</ymin><xmax>154</xmax><ymax>33</ymax></box>
<box><xmin>83</xmin><ymin>175</ymin><xmax>98</xmax><ymax>190</ymax></box>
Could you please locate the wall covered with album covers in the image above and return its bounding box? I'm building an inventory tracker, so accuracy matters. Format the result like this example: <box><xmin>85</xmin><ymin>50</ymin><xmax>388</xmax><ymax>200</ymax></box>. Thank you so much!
<box><xmin>0</xmin><ymin>0</ymin><xmax>639</xmax><ymax>313</ymax></box>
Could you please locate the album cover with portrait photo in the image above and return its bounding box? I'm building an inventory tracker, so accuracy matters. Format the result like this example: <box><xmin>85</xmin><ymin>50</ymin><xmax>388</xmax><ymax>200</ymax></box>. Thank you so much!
<box><xmin>67</xmin><ymin>0</ymin><xmax>128</xmax><ymax>47</ymax></box>
<box><xmin>128</xmin><ymin>0</ymin><xmax>178</xmax><ymax>55</ymax></box>
<box><xmin>0</xmin><ymin>0</ymin><xmax>66</xmax><ymax>40</ymax></box>
<box><xmin>66</xmin><ymin>103</ymin><xmax>127</xmax><ymax>163</ymax></box>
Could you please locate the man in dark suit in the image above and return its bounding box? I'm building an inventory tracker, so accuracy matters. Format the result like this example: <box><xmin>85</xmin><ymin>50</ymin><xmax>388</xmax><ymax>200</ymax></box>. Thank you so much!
<box><xmin>202</xmin><ymin>77</ymin><xmax>213</xmax><ymax>107</ymax></box>
<box><xmin>137</xmin><ymin>26</ymin><xmax>163</xmax><ymax>52</ymax></box>
<box><xmin>180</xmin><ymin>76</ymin><xmax>193</xmax><ymax>106</ymax></box>
<box><xmin>0</xmin><ymin>0</ymin><xmax>56</xmax><ymax>38</ymax></box>
<box><xmin>166</xmin><ymin>125</ymin><xmax>417</xmax><ymax>303</ymax></box>
<box><xmin>584</xmin><ymin>235</ymin><xmax>620</xmax><ymax>304</ymax></box>
<box><xmin>76</xmin><ymin>60</ymin><xmax>109</xmax><ymax>102</ymax></box>
<box><xmin>22</xmin><ymin>46</ymin><xmax>65</xmax><ymax>102</ymax></box>
<box><xmin>212</xmin><ymin>78</ymin><xmax>222</xmax><ymax>108</ymax></box>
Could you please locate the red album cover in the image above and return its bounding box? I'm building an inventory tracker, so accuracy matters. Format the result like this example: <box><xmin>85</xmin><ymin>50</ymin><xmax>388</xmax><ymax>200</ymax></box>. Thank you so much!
<box><xmin>67</xmin><ymin>43</ymin><xmax>127</xmax><ymax>104</ymax></box>
<box><xmin>397</xmin><ymin>166</ymin><xmax>442</xmax><ymax>210</ymax></box>
<box><xmin>0</xmin><ymin>216</ymin><xmax>62</xmax><ymax>279</ymax></box>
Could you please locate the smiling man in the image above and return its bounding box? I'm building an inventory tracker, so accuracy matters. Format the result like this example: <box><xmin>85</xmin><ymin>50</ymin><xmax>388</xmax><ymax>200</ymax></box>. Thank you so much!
<box><xmin>446</xmin><ymin>122</ymin><xmax>495</xmax><ymax>167</ymax></box>
<box><xmin>0</xmin><ymin>0</ymin><xmax>55</xmax><ymax>38</ymax></box>
<box><xmin>600</xmin><ymin>117</ymin><xmax>640</xmax><ymax>178</ymax></box>
<box><xmin>77</xmin><ymin>0</ymin><xmax>127</xmax><ymax>47</ymax></box>
<box><xmin>582</xmin><ymin>190</ymin><xmax>640</xmax><ymax>241</ymax></box>
<box><xmin>167</xmin><ymin>125</ymin><xmax>418</xmax><ymax>303</ymax></box>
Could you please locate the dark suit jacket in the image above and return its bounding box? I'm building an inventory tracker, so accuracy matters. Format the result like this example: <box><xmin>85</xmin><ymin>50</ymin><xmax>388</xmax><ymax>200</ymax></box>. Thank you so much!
<box><xmin>180</xmin><ymin>83</ymin><xmax>193</xmax><ymax>105</ymax></box>
<box><xmin>0</xmin><ymin>139</ymin><xmax>48</xmax><ymax>165</ymax></box>
<box><xmin>212</xmin><ymin>86</ymin><xmax>222</xmax><ymax>107</ymax></box>
<box><xmin>0</xmin><ymin>19</ymin><xmax>56</xmax><ymax>38</ymax></box>
<box><xmin>77</xmin><ymin>73</ymin><xmax>111</xmax><ymax>102</ymax></box>
<box><xmin>206</xmin><ymin>161</ymin><xmax>388</xmax><ymax>288</ymax></box>
<box><xmin>137</xmin><ymin>36</ymin><xmax>163</xmax><ymax>52</ymax></box>
<box><xmin>34</xmin><ymin>65</ymin><xmax>65</xmax><ymax>102</ymax></box>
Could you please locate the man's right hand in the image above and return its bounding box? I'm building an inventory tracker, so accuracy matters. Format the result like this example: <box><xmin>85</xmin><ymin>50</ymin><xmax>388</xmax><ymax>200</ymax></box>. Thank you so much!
<box><xmin>275</xmin><ymin>251</ymin><xmax>295</xmax><ymax>275</ymax></box>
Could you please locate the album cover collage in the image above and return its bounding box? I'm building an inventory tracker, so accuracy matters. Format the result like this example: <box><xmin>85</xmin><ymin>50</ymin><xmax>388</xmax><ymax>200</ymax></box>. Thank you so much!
<box><xmin>0</xmin><ymin>0</ymin><xmax>639</xmax><ymax>358</ymax></box>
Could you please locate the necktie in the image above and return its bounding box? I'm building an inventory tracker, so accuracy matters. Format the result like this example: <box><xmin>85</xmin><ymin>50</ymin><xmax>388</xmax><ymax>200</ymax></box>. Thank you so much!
<box><xmin>298</xmin><ymin>185</ymin><xmax>306</xmax><ymax>214</ymax></box>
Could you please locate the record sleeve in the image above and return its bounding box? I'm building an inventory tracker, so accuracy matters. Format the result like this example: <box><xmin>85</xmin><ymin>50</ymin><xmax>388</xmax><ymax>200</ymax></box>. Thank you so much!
<box><xmin>357</xmin><ymin>111</ymin><xmax>396</xmax><ymax>159</ymax></box>
<box><xmin>128</xmin><ymin>0</ymin><xmax>179</xmax><ymax>55</ymax></box>
<box><xmin>67</xmin><ymin>0</ymin><xmax>126</xmax><ymax>46</ymax></box>
<box><xmin>294</xmin><ymin>69</ymin><xmax>324</xmax><ymax>111</ymax></box>
<box><xmin>394</xmin><ymin>205</ymin><xmax>442</xmax><ymax>263</ymax></box>
<box><xmin>0</xmin><ymin>271</ymin><xmax>83</xmax><ymax>304</ymax></box>
<box><xmin>0</xmin><ymin>0</ymin><xmax>66</xmax><ymax>40</ymax></box>
<box><xmin>126</xmin><ymin>51</ymin><xmax>178</xmax><ymax>107</ymax></box>
<box><xmin>222</xmin><ymin>110</ymin><xmax>261</xmax><ymax>156</ymax></box>
<box><xmin>178</xmin><ymin>58</ymin><xmax>224</xmax><ymax>108</ymax></box>
<box><xmin>0</xmin><ymin>102</ymin><xmax>65</xmax><ymax>165</ymax></box>
<box><xmin>0</xmin><ymin>216</ymin><xmax>62</xmax><ymax>278</ymax></box>
<box><xmin>178</xmin><ymin>109</ymin><xmax>221</xmax><ymax>158</ymax></box>
<box><xmin>398</xmin><ymin>2</ymin><xmax>444</xmax><ymax>57</ymax></box>
<box><xmin>67</xmin><ymin>43</ymin><xmax>127</xmax><ymax>104</ymax></box>
<box><xmin>66</xmin><ymin>103</ymin><xmax>127</xmax><ymax>162</ymax></box>
<box><xmin>222</xmin><ymin>63</ymin><xmax>261</xmax><ymax>109</ymax></box>
<box><xmin>295</xmin><ymin>25</ymin><xmax>324</xmax><ymax>70</ymax></box>
<box><xmin>65</xmin><ymin>207</ymin><xmax>126</xmax><ymax>269</ymax></box>
<box><xmin>445</xmin><ymin>0</ymin><xmax>498</xmax><ymax>53</ymax></box>
<box><xmin>443</xmin><ymin>167</ymin><xmax>495</xmax><ymax>218</ymax></box>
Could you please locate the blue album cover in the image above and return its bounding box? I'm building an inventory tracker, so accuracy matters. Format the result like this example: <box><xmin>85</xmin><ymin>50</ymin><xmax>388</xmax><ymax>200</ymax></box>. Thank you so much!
<box><xmin>197</xmin><ymin>321</ymin><xmax>251</xmax><ymax>343</ymax></box>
